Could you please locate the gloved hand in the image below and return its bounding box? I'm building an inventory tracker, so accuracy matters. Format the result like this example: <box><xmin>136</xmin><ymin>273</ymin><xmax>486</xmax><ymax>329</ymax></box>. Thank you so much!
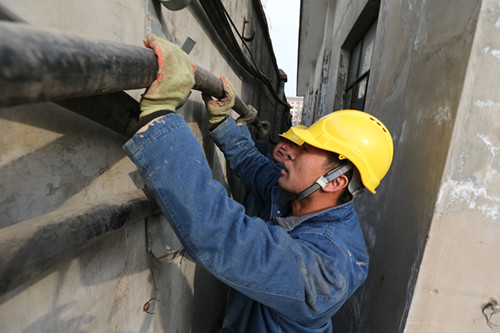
<box><xmin>140</xmin><ymin>34</ymin><xmax>195</xmax><ymax>118</ymax></box>
<box><xmin>254</xmin><ymin>121</ymin><xmax>271</xmax><ymax>142</ymax></box>
<box><xmin>201</xmin><ymin>76</ymin><xmax>236</xmax><ymax>124</ymax></box>
<box><xmin>236</xmin><ymin>105</ymin><xmax>258</xmax><ymax>126</ymax></box>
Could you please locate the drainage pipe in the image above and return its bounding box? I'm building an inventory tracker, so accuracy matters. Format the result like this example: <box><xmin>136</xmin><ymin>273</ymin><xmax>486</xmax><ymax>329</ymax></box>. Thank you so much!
<box><xmin>0</xmin><ymin>21</ymin><xmax>157</xmax><ymax>106</ymax></box>
<box><xmin>0</xmin><ymin>21</ymin><xmax>257</xmax><ymax>296</ymax></box>
<box><xmin>0</xmin><ymin>21</ymin><xmax>252</xmax><ymax>118</ymax></box>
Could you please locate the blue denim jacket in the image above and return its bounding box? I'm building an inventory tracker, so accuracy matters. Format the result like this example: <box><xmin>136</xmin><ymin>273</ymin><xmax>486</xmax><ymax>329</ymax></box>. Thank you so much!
<box><xmin>237</xmin><ymin>124</ymin><xmax>287</xmax><ymax>219</ymax></box>
<box><xmin>123</xmin><ymin>114</ymin><xmax>369</xmax><ymax>333</ymax></box>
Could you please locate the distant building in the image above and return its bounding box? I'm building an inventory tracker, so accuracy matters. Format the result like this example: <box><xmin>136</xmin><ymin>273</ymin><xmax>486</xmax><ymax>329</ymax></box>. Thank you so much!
<box><xmin>287</xmin><ymin>96</ymin><xmax>304</xmax><ymax>126</ymax></box>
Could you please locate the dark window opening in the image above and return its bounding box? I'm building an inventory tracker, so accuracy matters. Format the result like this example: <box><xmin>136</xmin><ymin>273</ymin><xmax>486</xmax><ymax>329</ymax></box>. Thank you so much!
<box><xmin>334</xmin><ymin>0</ymin><xmax>380</xmax><ymax>111</ymax></box>
<box><xmin>343</xmin><ymin>20</ymin><xmax>376</xmax><ymax>110</ymax></box>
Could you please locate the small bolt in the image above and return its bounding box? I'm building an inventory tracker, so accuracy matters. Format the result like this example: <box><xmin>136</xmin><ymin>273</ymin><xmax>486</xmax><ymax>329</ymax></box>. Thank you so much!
<box><xmin>143</xmin><ymin>297</ymin><xmax>160</xmax><ymax>315</ymax></box>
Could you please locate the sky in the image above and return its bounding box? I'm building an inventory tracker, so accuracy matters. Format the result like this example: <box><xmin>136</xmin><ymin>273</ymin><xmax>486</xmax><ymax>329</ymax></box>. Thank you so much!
<box><xmin>262</xmin><ymin>0</ymin><xmax>301</xmax><ymax>97</ymax></box>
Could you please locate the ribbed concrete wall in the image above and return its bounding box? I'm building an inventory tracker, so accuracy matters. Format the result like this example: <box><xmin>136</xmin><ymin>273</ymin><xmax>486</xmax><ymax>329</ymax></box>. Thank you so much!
<box><xmin>0</xmin><ymin>0</ymin><xmax>287</xmax><ymax>331</ymax></box>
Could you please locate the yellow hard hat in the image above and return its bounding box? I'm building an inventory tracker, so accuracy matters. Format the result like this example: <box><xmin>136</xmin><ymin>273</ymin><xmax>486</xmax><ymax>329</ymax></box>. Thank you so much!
<box><xmin>291</xmin><ymin>110</ymin><xmax>393</xmax><ymax>193</ymax></box>
<box><xmin>279</xmin><ymin>125</ymin><xmax>307</xmax><ymax>146</ymax></box>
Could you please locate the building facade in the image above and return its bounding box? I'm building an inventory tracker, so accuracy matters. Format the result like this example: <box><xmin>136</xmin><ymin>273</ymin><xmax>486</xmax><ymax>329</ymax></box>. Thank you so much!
<box><xmin>287</xmin><ymin>96</ymin><xmax>304</xmax><ymax>126</ymax></box>
<box><xmin>297</xmin><ymin>0</ymin><xmax>500</xmax><ymax>331</ymax></box>
<box><xmin>0</xmin><ymin>0</ymin><xmax>290</xmax><ymax>331</ymax></box>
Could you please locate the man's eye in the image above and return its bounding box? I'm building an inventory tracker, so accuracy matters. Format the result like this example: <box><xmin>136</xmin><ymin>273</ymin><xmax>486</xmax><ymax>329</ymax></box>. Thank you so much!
<box><xmin>302</xmin><ymin>145</ymin><xmax>308</xmax><ymax>152</ymax></box>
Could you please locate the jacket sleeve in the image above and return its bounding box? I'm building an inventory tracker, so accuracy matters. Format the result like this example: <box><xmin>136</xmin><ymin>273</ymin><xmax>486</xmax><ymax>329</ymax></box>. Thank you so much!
<box><xmin>210</xmin><ymin>117</ymin><xmax>282</xmax><ymax>205</ymax></box>
<box><xmin>123</xmin><ymin>114</ymin><xmax>349</xmax><ymax>320</ymax></box>
<box><xmin>239</xmin><ymin>123</ymin><xmax>273</xmax><ymax>159</ymax></box>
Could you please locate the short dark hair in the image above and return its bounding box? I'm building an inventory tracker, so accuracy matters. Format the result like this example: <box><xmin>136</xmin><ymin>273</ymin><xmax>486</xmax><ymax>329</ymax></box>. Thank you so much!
<box><xmin>326</xmin><ymin>153</ymin><xmax>353</xmax><ymax>204</ymax></box>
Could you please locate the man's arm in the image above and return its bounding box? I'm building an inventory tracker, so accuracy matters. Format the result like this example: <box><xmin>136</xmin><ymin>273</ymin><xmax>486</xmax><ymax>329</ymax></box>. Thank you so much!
<box><xmin>201</xmin><ymin>77</ymin><xmax>279</xmax><ymax>200</ymax></box>
<box><xmin>123</xmin><ymin>113</ymin><xmax>350</xmax><ymax>320</ymax></box>
<box><xmin>123</xmin><ymin>35</ymin><xmax>351</xmax><ymax>320</ymax></box>
<box><xmin>210</xmin><ymin>117</ymin><xmax>282</xmax><ymax>204</ymax></box>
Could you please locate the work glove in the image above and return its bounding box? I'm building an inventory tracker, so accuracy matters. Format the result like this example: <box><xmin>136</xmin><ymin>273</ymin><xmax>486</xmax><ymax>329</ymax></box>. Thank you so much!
<box><xmin>253</xmin><ymin>121</ymin><xmax>271</xmax><ymax>142</ymax></box>
<box><xmin>140</xmin><ymin>34</ymin><xmax>195</xmax><ymax>118</ymax></box>
<box><xmin>201</xmin><ymin>76</ymin><xmax>236</xmax><ymax>124</ymax></box>
<box><xmin>236</xmin><ymin>105</ymin><xmax>258</xmax><ymax>126</ymax></box>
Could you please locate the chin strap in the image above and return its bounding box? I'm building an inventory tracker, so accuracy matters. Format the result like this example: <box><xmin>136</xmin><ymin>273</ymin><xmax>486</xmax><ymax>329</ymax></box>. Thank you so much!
<box><xmin>347</xmin><ymin>168</ymin><xmax>364</xmax><ymax>197</ymax></box>
<box><xmin>296</xmin><ymin>163</ymin><xmax>353</xmax><ymax>201</ymax></box>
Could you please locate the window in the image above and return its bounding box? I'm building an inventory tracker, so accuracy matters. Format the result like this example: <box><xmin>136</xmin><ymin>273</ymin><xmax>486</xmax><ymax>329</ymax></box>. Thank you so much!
<box><xmin>343</xmin><ymin>21</ymin><xmax>376</xmax><ymax>110</ymax></box>
<box><xmin>334</xmin><ymin>0</ymin><xmax>380</xmax><ymax>111</ymax></box>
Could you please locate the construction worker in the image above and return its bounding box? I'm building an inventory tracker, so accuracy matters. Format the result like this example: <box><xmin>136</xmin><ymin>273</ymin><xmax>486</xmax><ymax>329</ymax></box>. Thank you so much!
<box><xmin>273</xmin><ymin>125</ymin><xmax>306</xmax><ymax>163</ymax></box>
<box><xmin>216</xmin><ymin>94</ymin><xmax>305</xmax><ymax>219</ymax></box>
<box><xmin>123</xmin><ymin>34</ymin><xmax>393</xmax><ymax>332</ymax></box>
<box><xmin>238</xmin><ymin>122</ymin><xmax>306</xmax><ymax>218</ymax></box>
<box><xmin>233</xmin><ymin>110</ymin><xmax>304</xmax><ymax>165</ymax></box>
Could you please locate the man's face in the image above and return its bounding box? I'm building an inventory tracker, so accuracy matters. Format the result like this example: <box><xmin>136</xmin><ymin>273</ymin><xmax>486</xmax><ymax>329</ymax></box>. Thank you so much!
<box><xmin>273</xmin><ymin>139</ymin><xmax>299</xmax><ymax>163</ymax></box>
<box><xmin>278</xmin><ymin>143</ymin><xmax>332</xmax><ymax>195</ymax></box>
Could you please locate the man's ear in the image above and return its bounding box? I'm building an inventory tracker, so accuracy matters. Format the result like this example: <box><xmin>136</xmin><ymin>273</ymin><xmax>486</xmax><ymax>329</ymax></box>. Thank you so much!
<box><xmin>323</xmin><ymin>175</ymin><xmax>349</xmax><ymax>193</ymax></box>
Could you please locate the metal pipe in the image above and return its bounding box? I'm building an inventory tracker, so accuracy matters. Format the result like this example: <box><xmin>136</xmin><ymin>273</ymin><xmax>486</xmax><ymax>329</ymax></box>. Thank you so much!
<box><xmin>0</xmin><ymin>189</ymin><xmax>158</xmax><ymax>295</ymax></box>
<box><xmin>0</xmin><ymin>21</ymin><xmax>253</xmax><ymax>119</ymax></box>
<box><xmin>0</xmin><ymin>21</ymin><xmax>158</xmax><ymax>106</ymax></box>
<box><xmin>0</xmin><ymin>22</ymin><xmax>258</xmax><ymax>295</ymax></box>
<box><xmin>194</xmin><ymin>66</ymin><xmax>251</xmax><ymax>117</ymax></box>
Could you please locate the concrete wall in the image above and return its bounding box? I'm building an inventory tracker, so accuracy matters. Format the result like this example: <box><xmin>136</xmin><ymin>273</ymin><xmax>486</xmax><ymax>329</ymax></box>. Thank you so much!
<box><xmin>406</xmin><ymin>0</ymin><xmax>500</xmax><ymax>331</ymax></box>
<box><xmin>297</xmin><ymin>0</ymin><xmax>489</xmax><ymax>331</ymax></box>
<box><xmin>0</xmin><ymin>0</ymin><xmax>287</xmax><ymax>331</ymax></box>
<box><xmin>357</xmin><ymin>1</ymin><xmax>481</xmax><ymax>331</ymax></box>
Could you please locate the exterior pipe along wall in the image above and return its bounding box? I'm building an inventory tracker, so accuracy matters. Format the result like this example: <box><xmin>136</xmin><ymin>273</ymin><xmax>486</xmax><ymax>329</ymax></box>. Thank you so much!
<box><xmin>0</xmin><ymin>21</ymin><xmax>253</xmax><ymax>118</ymax></box>
<box><xmin>0</xmin><ymin>21</ymin><xmax>257</xmax><ymax>296</ymax></box>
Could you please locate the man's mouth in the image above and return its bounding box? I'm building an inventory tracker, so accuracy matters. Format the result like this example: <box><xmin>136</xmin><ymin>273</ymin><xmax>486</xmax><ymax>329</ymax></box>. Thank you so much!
<box><xmin>281</xmin><ymin>161</ymin><xmax>290</xmax><ymax>176</ymax></box>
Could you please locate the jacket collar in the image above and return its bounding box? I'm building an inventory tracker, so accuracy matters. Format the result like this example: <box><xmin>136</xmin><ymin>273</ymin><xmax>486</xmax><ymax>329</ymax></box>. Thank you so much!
<box><xmin>273</xmin><ymin>200</ymin><xmax>354</xmax><ymax>232</ymax></box>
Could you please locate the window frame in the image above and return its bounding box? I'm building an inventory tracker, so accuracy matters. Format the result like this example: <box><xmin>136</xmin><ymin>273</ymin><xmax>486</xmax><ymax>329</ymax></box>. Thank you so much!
<box><xmin>334</xmin><ymin>0</ymin><xmax>380</xmax><ymax>111</ymax></box>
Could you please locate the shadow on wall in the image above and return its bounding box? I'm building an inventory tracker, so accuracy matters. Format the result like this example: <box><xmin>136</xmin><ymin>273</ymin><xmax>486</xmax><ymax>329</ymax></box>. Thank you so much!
<box><xmin>0</xmin><ymin>221</ymin><xmax>152</xmax><ymax>332</ymax></box>
<box><xmin>192</xmin><ymin>265</ymin><xmax>228</xmax><ymax>333</ymax></box>
<box><xmin>21</xmin><ymin>302</ymin><xmax>96</xmax><ymax>333</ymax></box>
<box><xmin>0</xmin><ymin>96</ymin><xmax>231</xmax><ymax>332</ymax></box>
<box><xmin>0</xmin><ymin>212</ymin><xmax>227</xmax><ymax>332</ymax></box>
<box><xmin>0</xmin><ymin>102</ymin><xmax>131</xmax><ymax>228</ymax></box>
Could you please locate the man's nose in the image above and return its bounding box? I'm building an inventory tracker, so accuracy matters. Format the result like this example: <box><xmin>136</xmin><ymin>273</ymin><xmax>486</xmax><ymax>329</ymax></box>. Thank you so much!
<box><xmin>286</xmin><ymin>145</ymin><xmax>298</xmax><ymax>161</ymax></box>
